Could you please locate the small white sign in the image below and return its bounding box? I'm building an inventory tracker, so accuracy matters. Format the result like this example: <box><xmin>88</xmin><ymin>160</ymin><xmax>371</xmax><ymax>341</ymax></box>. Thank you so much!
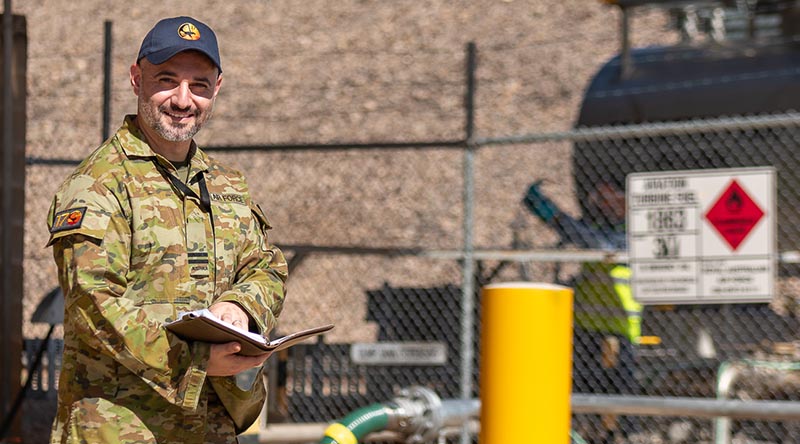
<box><xmin>350</xmin><ymin>342</ymin><xmax>448</xmax><ymax>366</ymax></box>
<box><xmin>627</xmin><ymin>167</ymin><xmax>776</xmax><ymax>304</ymax></box>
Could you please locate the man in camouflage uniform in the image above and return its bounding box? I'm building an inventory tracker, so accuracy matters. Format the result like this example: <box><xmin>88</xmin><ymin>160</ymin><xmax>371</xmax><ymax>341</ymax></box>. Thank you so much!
<box><xmin>46</xmin><ymin>16</ymin><xmax>287</xmax><ymax>444</ymax></box>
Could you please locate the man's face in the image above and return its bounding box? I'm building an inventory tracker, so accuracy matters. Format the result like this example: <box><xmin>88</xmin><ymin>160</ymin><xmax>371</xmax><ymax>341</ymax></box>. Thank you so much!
<box><xmin>590</xmin><ymin>181</ymin><xmax>626</xmax><ymax>225</ymax></box>
<box><xmin>130</xmin><ymin>51</ymin><xmax>222</xmax><ymax>143</ymax></box>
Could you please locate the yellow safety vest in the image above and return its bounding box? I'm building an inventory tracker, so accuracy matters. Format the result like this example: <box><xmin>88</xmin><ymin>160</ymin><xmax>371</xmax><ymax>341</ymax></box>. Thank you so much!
<box><xmin>573</xmin><ymin>263</ymin><xmax>641</xmax><ymax>344</ymax></box>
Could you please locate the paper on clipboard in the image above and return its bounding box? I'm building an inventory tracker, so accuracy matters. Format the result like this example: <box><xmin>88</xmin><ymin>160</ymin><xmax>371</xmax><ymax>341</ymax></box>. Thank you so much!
<box><xmin>165</xmin><ymin>309</ymin><xmax>334</xmax><ymax>357</ymax></box>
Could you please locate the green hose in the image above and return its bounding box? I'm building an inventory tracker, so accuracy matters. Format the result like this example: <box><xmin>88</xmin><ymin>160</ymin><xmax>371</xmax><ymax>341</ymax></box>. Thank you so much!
<box><xmin>319</xmin><ymin>403</ymin><xmax>392</xmax><ymax>444</ymax></box>
<box><xmin>318</xmin><ymin>399</ymin><xmax>588</xmax><ymax>443</ymax></box>
<box><xmin>570</xmin><ymin>429</ymin><xmax>589</xmax><ymax>444</ymax></box>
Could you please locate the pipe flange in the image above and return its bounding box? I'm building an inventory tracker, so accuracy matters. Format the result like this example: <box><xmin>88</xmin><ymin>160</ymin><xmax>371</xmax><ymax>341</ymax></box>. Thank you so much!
<box><xmin>397</xmin><ymin>386</ymin><xmax>443</xmax><ymax>443</ymax></box>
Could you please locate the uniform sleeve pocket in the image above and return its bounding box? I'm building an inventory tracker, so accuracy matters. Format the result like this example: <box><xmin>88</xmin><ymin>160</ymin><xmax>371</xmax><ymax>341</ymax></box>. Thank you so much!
<box><xmin>251</xmin><ymin>204</ymin><xmax>272</xmax><ymax>232</ymax></box>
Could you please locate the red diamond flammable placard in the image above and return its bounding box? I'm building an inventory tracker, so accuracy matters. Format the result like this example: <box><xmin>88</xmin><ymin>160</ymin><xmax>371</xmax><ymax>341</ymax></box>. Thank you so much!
<box><xmin>705</xmin><ymin>179</ymin><xmax>765</xmax><ymax>251</ymax></box>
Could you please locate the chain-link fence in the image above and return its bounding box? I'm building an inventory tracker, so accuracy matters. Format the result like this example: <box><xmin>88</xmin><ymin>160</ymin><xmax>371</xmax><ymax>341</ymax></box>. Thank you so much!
<box><xmin>30</xmin><ymin>70</ymin><xmax>800</xmax><ymax>444</ymax></box>
<box><xmin>257</xmin><ymin>123</ymin><xmax>800</xmax><ymax>444</ymax></box>
<box><xmin>20</xmin><ymin>5</ymin><xmax>800</xmax><ymax>444</ymax></box>
<box><xmin>260</xmin><ymin>48</ymin><xmax>800</xmax><ymax>444</ymax></box>
<box><xmin>542</xmin><ymin>115</ymin><xmax>800</xmax><ymax>444</ymax></box>
<box><xmin>262</xmin><ymin>118</ymin><xmax>800</xmax><ymax>444</ymax></box>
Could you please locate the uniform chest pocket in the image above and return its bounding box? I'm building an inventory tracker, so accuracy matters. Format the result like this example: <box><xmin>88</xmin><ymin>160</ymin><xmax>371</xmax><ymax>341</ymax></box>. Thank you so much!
<box><xmin>213</xmin><ymin>199</ymin><xmax>251</xmax><ymax>234</ymax></box>
<box><xmin>129</xmin><ymin>186</ymin><xmax>182</xmax><ymax>260</ymax></box>
<box><xmin>211</xmin><ymin>199</ymin><xmax>253</xmax><ymax>269</ymax></box>
<box><xmin>127</xmin><ymin>191</ymin><xmax>185</xmax><ymax>305</ymax></box>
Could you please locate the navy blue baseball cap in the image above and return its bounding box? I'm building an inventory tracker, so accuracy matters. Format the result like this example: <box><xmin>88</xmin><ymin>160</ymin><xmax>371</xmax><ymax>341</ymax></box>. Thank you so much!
<box><xmin>137</xmin><ymin>16</ymin><xmax>222</xmax><ymax>72</ymax></box>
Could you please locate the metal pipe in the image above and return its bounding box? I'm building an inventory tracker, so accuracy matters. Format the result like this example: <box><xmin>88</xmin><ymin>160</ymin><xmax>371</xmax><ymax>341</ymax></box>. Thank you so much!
<box><xmin>475</xmin><ymin>112</ymin><xmax>800</xmax><ymax>146</ymax></box>
<box><xmin>713</xmin><ymin>360</ymin><xmax>800</xmax><ymax>444</ymax></box>
<box><xmin>185</xmin><ymin>139</ymin><xmax>467</xmax><ymax>152</ymax></box>
<box><xmin>259</xmin><ymin>391</ymin><xmax>800</xmax><ymax>444</ymax></box>
<box><xmin>620</xmin><ymin>6</ymin><xmax>633</xmax><ymax>79</ymax></box>
<box><xmin>260</xmin><ymin>421</ymin><xmax>480</xmax><ymax>444</ymax></box>
<box><xmin>102</xmin><ymin>20</ymin><xmax>112</xmax><ymax>143</ymax></box>
<box><xmin>392</xmin><ymin>386</ymin><xmax>479</xmax><ymax>443</ymax></box>
<box><xmin>714</xmin><ymin>361</ymin><xmax>742</xmax><ymax>444</ymax></box>
<box><xmin>27</xmin><ymin>111</ymin><xmax>800</xmax><ymax>164</ymax></box>
<box><xmin>316</xmin><ymin>386</ymin><xmax>479</xmax><ymax>444</ymax></box>
<box><xmin>1</xmin><ymin>0</ymin><xmax>12</xmax><ymax>428</ymax></box>
<box><xmin>439</xmin><ymin>399</ymin><xmax>480</xmax><ymax>429</ymax></box>
<box><xmin>262</xmin><ymin>393</ymin><xmax>800</xmax><ymax>444</ymax></box>
<box><xmin>572</xmin><ymin>394</ymin><xmax>800</xmax><ymax>421</ymax></box>
<box><xmin>459</xmin><ymin>41</ymin><xmax>477</xmax><ymax>444</ymax></box>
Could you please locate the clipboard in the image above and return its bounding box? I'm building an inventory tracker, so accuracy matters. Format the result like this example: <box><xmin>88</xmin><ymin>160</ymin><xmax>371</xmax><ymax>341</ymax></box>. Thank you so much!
<box><xmin>166</xmin><ymin>309</ymin><xmax>334</xmax><ymax>357</ymax></box>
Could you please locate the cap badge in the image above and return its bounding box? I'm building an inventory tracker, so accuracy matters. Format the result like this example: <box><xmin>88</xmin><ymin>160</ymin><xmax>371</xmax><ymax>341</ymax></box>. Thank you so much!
<box><xmin>177</xmin><ymin>23</ymin><xmax>201</xmax><ymax>41</ymax></box>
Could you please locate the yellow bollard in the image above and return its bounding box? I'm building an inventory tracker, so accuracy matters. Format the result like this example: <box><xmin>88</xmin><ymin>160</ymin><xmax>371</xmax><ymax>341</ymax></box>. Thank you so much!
<box><xmin>479</xmin><ymin>282</ymin><xmax>573</xmax><ymax>444</ymax></box>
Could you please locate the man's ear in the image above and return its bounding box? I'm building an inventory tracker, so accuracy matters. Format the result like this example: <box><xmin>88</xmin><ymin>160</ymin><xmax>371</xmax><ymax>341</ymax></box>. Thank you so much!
<box><xmin>213</xmin><ymin>73</ymin><xmax>223</xmax><ymax>98</ymax></box>
<box><xmin>130</xmin><ymin>63</ymin><xmax>141</xmax><ymax>95</ymax></box>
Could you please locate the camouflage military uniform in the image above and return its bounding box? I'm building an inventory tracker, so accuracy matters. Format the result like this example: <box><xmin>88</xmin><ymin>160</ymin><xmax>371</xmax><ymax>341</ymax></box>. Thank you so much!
<box><xmin>46</xmin><ymin>115</ymin><xmax>288</xmax><ymax>444</ymax></box>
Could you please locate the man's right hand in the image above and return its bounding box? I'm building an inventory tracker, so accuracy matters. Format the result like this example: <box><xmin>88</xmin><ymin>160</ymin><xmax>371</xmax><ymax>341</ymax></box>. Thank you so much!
<box><xmin>207</xmin><ymin>342</ymin><xmax>267</xmax><ymax>376</ymax></box>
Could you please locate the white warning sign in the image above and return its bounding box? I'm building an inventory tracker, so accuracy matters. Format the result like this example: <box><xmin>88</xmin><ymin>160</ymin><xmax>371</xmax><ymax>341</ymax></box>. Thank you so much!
<box><xmin>627</xmin><ymin>167</ymin><xmax>775</xmax><ymax>304</ymax></box>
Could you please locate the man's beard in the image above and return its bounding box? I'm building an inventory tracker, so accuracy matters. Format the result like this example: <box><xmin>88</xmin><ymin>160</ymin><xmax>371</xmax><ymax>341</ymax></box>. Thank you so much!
<box><xmin>138</xmin><ymin>98</ymin><xmax>213</xmax><ymax>142</ymax></box>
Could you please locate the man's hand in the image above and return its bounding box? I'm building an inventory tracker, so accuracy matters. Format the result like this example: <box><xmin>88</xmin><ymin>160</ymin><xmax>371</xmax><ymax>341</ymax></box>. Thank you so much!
<box><xmin>209</xmin><ymin>301</ymin><xmax>250</xmax><ymax>330</ymax></box>
<box><xmin>207</xmin><ymin>342</ymin><xmax>267</xmax><ymax>376</ymax></box>
<box><xmin>205</xmin><ymin>301</ymin><xmax>266</xmax><ymax>376</ymax></box>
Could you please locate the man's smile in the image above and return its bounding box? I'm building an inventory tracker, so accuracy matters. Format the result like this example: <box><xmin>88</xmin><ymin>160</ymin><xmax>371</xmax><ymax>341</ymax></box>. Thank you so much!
<box><xmin>162</xmin><ymin>108</ymin><xmax>196</xmax><ymax>122</ymax></box>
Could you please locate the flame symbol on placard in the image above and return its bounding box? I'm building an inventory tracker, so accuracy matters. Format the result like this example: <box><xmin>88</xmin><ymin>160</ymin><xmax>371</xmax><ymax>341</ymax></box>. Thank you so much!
<box><xmin>726</xmin><ymin>189</ymin><xmax>743</xmax><ymax>213</ymax></box>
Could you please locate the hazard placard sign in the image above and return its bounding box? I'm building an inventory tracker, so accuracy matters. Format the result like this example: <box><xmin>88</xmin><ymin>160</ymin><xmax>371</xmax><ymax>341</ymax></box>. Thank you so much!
<box><xmin>627</xmin><ymin>167</ymin><xmax>775</xmax><ymax>304</ymax></box>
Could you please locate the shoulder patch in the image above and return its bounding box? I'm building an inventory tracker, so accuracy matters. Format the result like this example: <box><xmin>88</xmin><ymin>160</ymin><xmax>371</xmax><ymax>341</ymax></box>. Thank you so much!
<box><xmin>50</xmin><ymin>207</ymin><xmax>87</xmax><ymax>234</ymax></box>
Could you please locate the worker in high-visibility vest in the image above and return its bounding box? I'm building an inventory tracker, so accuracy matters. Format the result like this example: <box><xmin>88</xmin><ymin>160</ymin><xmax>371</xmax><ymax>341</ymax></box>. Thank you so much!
<box><xmin>523</xmin><ymin>179</ymin><xmax>642</xmax><ymax>443</ymax></box>
<box><xmin>573</xmin><ymin>262</ymin><xmax>640</xmax><ymax>368</ymax></box>
<box><xmin>571</xmin><ymin>181</ymin><xmax>641</xmax><ymax>444</ymax></box>
<box><xmin>572</xmin><ymin>262</ymin><xmax>641</xmax><ymax>444</ymax></box>
<box><xmin>574</xmin><ymin>263</ymin><xmax>641</xmax><ymax>346</ymax></box>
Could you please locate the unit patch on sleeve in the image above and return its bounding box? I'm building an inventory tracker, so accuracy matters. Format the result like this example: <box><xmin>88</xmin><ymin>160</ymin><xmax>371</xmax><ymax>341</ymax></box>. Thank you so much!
<box><xmin>50</xmin><ymin>207</ymin><xmax>87</xmax><ymax>234</ymax></box>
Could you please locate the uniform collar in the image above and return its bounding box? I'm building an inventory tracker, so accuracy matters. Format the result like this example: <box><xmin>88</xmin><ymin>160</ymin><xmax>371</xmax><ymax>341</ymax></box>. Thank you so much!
<box><xmin>117</xmin><ymin>114</ymin><xmax>211</xmax><ymax>173</ymax></box>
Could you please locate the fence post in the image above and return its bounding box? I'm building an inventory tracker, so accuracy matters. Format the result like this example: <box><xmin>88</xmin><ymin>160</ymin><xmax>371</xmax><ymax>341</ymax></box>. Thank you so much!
<box><xmin>479</xmin><ymin>282</ymin><xmax>573</xmax><ymax>444</ymax></box>
<box><xmin>102</xmin><ymin>20</ymin><xmax>112</xmax><ymax>143</ymax></box>
<box><xmin>458</xmin><ymin>41</ymin><xmax>477</xmax><ymax>444</ymax></box>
